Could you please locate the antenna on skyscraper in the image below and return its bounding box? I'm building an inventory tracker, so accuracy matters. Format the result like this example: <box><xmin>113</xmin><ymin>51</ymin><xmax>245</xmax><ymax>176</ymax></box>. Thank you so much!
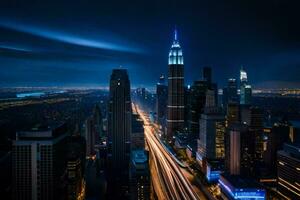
<box><xmin>174</xmin><ymin>25</ymin><xmax>178</xmax><ymax>41</ymax></box>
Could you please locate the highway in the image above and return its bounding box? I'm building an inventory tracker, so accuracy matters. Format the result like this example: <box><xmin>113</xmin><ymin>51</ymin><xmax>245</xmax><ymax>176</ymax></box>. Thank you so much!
<box><xmin>133</xmin><ymin>104</ymin><xmax>207</xmax><ymax>200</ymax></box>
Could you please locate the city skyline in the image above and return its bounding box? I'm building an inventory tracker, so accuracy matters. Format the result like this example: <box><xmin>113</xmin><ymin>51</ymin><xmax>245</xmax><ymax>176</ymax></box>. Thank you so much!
<box><xmin>1</xmin><ymin>1</ymin><xmax>300</xmax><ymax>200</ymax></box>
<box><xmin>0</xmin><ymin>1</ymin><xmax>300</xmax><ymax>88</ymax></box>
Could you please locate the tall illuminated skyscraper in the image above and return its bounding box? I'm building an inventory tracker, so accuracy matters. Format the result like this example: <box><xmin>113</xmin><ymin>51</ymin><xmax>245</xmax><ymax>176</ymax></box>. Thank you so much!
<box><xmin>240</xmin><ymin>67</ymin><xmax>252</xmax><ymax>105</ymax></box>
<box><xmin>240</xmin><ymin>67</ymin><xmax>248</xmax><ymax>84</ymax></box>
<box><xmin>107</xmin><ymin>69</ymin><xmax>132</xmax><ymax>196</ymax></box>
<box><xmin>167</xmin><ymin>28</ymin><xmax>185</xmax><ymax>140</ymax></box>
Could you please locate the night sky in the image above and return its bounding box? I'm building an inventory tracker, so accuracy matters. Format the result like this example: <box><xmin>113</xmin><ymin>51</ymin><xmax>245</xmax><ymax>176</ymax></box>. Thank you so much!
<box><xmin>0</xmin><ymin>0</ymin><xmax>299</xmax><ymax>88</ymax></box>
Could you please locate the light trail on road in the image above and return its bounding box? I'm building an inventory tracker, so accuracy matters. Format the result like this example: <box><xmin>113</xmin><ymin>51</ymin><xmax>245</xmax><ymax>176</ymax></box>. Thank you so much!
<box><xmin>133</xmin><ymin>103</ymin><xmax>207</xmax><ymax>200</ymax></box>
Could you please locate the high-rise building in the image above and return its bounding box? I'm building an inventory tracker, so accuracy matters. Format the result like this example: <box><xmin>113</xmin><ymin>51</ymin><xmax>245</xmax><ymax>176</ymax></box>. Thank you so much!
<box><xmin>226</xmin><ymin>103</ymin><xmax>240</xmax><ymax>128</ymax></box>
<box><xmin>66</xmin><ymin>152</ymin><xmax>85</xmax><ymax>200</ymax></box>
<box><xmin>66</xmin><ymin>135</ymin><xmax>86</xmax><ymax>200</ymax></box>
<box><xmin>197</xmin><ymin>111</ymin><xmax>225</xmax><ymax>163</ymax></box>
<box><xmin>227</xmin><ymin>78</ymin><xmax>238</xmax><ymax>104</ymax></box>
<box><xmin>131</xmin><ymin>114</ymin><xmax>145</xmax><ymax>150</ymax></box>
<box><xmin>85</xmin><ymin>116</ymin><xmax>96</xmax><ymax>156</ymax></box>
<box><xmin>240</xmin><ymin>68</ymin><xmax>252</xmax><ymax>105</ymax></box>
<box><xmin>227</xmin><ymin>125</ymin><xmax>242</xmax><ymax>175</ymax></box>
<box><xmin>290</xmin><ymin>121</ymin><xmax>300</xmax><ymax>144</ymax></box>
<box><xmin>240</xmin><ymin>104</ymin><xmax>251</xmax><ymax>125</ymax></box>
<box><xmin>107</xmin><ymin>68</ymin><xmax>132</xmax><ymax>196</ymax></box>
<box><xmin>250</xmin><ymin>107</ymin><xmax>265</xmax><ymax>162</ymax></box>
<box><xmin>211</xmin><ymin>82</ymin><xmax>219</xmax><ymax>107</ymax></box>
<box><xmin>167</xmin><ymin>28</ymin><xmax>185</xmax><ymax>141</ymax></box>
<box><xmin>240</xmin><ymin>67</ymin><xmax>248</xmax><ymax>84</ymax></box>
<box><xmin>197</xmin><ymin>89</ymin><xmax>225</xmax><ymax>161</ymax></box>
<box><xmin>156</xmin><ymin>74</ymin><xmax>168</xmax><ymax>128</ymax></box>
<box><xmin>277</xmin><ymin>143</ymin><xmax>300</xmax><ymax>200</ymax></box>
<box><xmin>215</xmin><ymin>121</ymin><xmax>226</xmax><ymax>159</ymax></box>
<box><xmin>203</xmin><ymin>66</ymin><xmax>212</xmax><ymax>84</ymax></box>
<box><xmin>93</xmin><ymin>104</ymin><xmax>103</xmax><ymax>139</ymax></box>
<box><xmin>202</xmin><ymin>66</ymin><xmax>218</xmax><ymax>106</ymax></box>
<box><xmin>129</xmin><ymin>150</ymin><xmax>150</xmax><ymax>200</ymax></box>
<box><xmin>187</xmin><ymin>80</ymin><xmax>207</xmax><ymax>138</ymax></box>
<box><xmin>225</xmin><ymin>124</ymin><xmax>255</xmax><ymax>176</ymax></box>
<box><xmin>184</xmin><ymin>85</ymin><xmax>191</xmax><ymax>129</ymax></box>
<box><xmin>187</xmin><ymin>66</ymin><xmax>217</xmax><ymax>136</ymax></box>
<box><xmin>205</xmin><ymin>89</ymin><xmax>216</xmax><ymax>108</ymax></box>
<box><xmin>196</xmin><ymin>88</ymin><xmax>225</xmax><ymax>182</ymax></box>
<box><xmin>222</xmin><ymin>87</ymin><xmax>228</xmax><ymax>110</ymax></box>
<box><xmin>264</xmin><ymin>121</ymin><xmax>291</xmax><ymax>172</ymax></box>
<box><xmin>12</xmin><ymin>123</ymin><xmax>69</xmax><ymax>200</ymax></box>
<box><xmin>222</xmin><ymin>78</ymin><xmax>238</xmax><ymax>113</ymax></box>
<box><xmin>240</xmin><ymin>85</ymin><xmax>252</xmax><ymax>105</ymax></box>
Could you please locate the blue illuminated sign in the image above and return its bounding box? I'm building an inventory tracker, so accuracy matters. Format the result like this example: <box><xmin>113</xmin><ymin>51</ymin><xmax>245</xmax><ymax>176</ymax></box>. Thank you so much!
<box><xmin>219</xmin><ymin>179</ymin><xmax>266</xmax><ymax>200</ymax></box>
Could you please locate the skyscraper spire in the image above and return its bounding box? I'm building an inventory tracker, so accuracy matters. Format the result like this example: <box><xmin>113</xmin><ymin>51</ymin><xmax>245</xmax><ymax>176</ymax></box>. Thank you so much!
<box><xmin>169</xmin><ymin>27</ymin><xmax>183</xmax><ymax>65</ymax></box>
<box><xmin>174</xmin><ymin>26</ymin><xmax>178</xmax><ymax>41</ymax></box>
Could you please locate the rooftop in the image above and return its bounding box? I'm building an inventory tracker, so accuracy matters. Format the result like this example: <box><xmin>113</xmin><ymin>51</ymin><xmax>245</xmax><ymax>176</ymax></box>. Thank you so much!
<box><xmin>132</xmin><ymin>150</ymin><xmax>148</xmax><ymax>164</ymax></box>
<box><xmin>16</xmin><ymin>122</ymin><xmax>67</xmax><ymax>140</ymax></box>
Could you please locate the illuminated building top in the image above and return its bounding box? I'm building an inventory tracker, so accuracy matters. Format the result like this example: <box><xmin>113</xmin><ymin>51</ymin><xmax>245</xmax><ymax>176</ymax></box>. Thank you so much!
<box><xmin>168</xmin><ymin>28</ymin><xmax>184</xmax><ymax>65</ymax></box>
<box><xmin>240</xmin><ymin>67</ymin><xmax>248</xmax><ymax>84</ymax></box>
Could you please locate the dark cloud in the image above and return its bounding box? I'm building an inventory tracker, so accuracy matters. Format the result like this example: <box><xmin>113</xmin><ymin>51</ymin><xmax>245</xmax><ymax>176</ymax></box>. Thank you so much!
<box><xmin>0</xmin><ymin>0</ymin><xmax>299</xmax><ymax>87</ymax></box>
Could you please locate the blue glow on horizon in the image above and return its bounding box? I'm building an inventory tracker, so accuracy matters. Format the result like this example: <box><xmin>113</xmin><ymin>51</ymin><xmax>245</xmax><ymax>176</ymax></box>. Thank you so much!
<box><xmin>16</xmin><ymin>92</ymin><xmax>45</xmax><ymax>98</ymax></box>
<box><xmin>16</xmin><ymin>90</ymin><xmax>65</xmax><ymax>98</ymax></box>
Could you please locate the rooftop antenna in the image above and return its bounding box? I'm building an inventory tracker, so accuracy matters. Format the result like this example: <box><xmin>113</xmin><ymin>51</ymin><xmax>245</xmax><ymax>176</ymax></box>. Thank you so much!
<box><xmin>174</xmin><ymin>25</ymin><xmax>178</xmax><ymax>41</ymax></box>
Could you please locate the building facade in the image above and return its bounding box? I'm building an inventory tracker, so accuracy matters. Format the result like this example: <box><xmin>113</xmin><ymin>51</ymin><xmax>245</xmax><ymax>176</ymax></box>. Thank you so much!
<box><xmin>129</xmin><ymin>150</ymin><xmax>150</xmax><ymax>200</ymax></box>
<box><xmin>12</xmin><ymin>123</ymin><xmax>69</xmax><ymax>200</ymax></box>
<box><xmin>239</xmin><ymin>68</ymin><xmax>252</xmax><ymax>105</ymax></box>
<box><xmin>85</xmin><ymin>116</ymin><xmax>96</xmax><ymax>156</ymax></box>
<box><xmin>225</xmin><ymin>124</ymin><xmax>255</xmax><ymax>177</ymax></box>
<box><xmin>156</xmin><ymin>74</ymin><xmax>168</xmax><ymax>128</ymax></box>
<box><xmin>107</xmin><ymin>69</ymin><xmax>132</xmax><ymax>196</ymax></box>
<box><xmin>198</xmin><ymin>111</ymin><xmax>225</xmax><ymax>160</ymax></box>
<box><xmin>167</xmin><ymin>29</ymin><xmax>185</xmax><ymax>141</ymax></box>
<box><xmin>187</xmin><ymin>80</ymin><xmax>208</xmax><ymax>138</ymax></box>
<box><xmin>131</xmin><ymin>114</ymin><xmax>145</xmax><ymax>150</ymax></box>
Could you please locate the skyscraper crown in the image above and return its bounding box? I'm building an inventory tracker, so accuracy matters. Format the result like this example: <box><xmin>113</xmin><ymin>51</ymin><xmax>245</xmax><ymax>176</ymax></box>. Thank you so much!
<box><xmin>168</xmin><ymin>28</ymin><xmax>183</xmax><ymax>65</ymax></box>
<box><xmin>240</xmin><ymin>67</ymin><xmax>248</xmax><ymax>84</ymax></box>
